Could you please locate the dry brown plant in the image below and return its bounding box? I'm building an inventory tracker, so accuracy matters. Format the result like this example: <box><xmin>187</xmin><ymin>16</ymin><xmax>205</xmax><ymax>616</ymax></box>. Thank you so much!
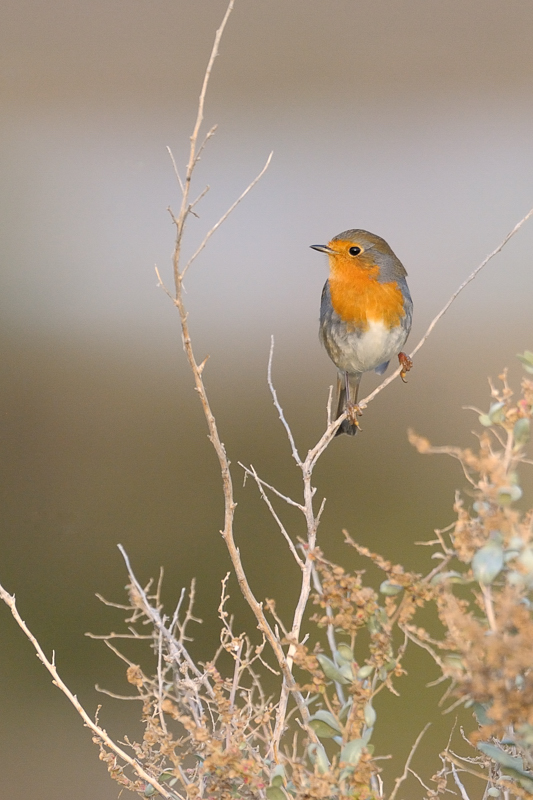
<box><xmin>1</xmin><ymin>3</ymin><xmax>533</xmax><ymax>799</ymax></box>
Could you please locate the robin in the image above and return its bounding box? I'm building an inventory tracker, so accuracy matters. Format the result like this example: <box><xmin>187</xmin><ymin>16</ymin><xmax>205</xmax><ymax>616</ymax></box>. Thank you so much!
<box><xmin>311</xmin><ymin>229</ymin><xmax>413</xmax><ymax>436</ymax></box>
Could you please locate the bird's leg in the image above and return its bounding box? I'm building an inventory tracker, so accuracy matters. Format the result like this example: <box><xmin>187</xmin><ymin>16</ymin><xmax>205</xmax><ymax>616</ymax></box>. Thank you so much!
<box><xmin>344</xmin><ymin>371</ymin><xmax>362</xmax><ymax>429</ymax></box>
<box><xmin>398</xmin><ymin>352</ymin><xmax>413</xmax><ymax>383</ymax></box>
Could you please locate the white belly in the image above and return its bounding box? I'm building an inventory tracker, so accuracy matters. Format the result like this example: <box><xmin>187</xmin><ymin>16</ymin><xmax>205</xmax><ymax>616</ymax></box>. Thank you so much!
<box><xmin>333</xmin><ymin>319</ymin><xmax>408</xmax><ymax>374</ymax></box>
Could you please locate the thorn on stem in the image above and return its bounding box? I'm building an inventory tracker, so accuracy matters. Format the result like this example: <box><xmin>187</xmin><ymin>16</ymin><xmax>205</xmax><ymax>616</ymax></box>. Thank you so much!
<box><xmin>197</xmin><ymin>355</ymin><xmax>210</xmax><ymax>374</ymax></box>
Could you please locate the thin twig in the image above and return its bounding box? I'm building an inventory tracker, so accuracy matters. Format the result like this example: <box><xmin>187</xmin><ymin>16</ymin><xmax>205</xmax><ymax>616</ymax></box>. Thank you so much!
<box><xmin>451</xmin><ymin>762</ymin><xmax>472</xmax><ymax>800</ymax></box>
<box><xmin>166</xmin><ymin>146</ymin><xmax>184</xmax><ymax>193</ymax></box>
<box><xmin>181</xmin><ymin>152</ymin><xmax>273</xmax><ymax>279</ymax></box>
<box><xmin>480</xmin><ymin>584</ymin><xmax>497</xmax><ymax>632</ymax></box>
<box><xmin>239</xmin><ymin>463</ymin><xmax>304</xmax><ymax>511</ymax></box>
<box><xmin>407</xmin><ymin>767</ymin><xmax>434</xmax><ymax>794</ymax></box>
<box><xmin>389</xmin><ymin>723</ymin><xmax>431</xmax><ymax>800</ymax></box>
<box><xmin>267</xmin><ymin>336</ymin><xmax>302</xmax><ymax>465</ymax></box>
<box><xmin>326</xmin><ymin>384</ymin><xmax>334</xmax><ymax>426</ymax></box>
<box><xmin>244</xmin><ymin>464</ymin><xmax>304</xmax><ymax>568</ymax></box>
<box><xmin>171</xmin><ymin>0</ymin><xmax>235</xmax><ymax>282</ymax></box>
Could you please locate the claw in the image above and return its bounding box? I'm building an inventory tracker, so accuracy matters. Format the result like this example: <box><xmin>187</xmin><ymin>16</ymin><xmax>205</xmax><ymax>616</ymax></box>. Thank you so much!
<box><xmin>398</xmin><ymin>352</ymin><xmax>413</xmax><ymax>383</ymax></box>
<box><xmin>346</xmin><ymin>402</ymin><xmax>363</xmax><ymax>431</ymax></box>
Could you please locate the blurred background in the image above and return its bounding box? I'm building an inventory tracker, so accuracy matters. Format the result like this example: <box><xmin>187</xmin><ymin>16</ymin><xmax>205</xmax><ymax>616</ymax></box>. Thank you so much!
<box><xmin>1</xmin><ymin>0</ymin><xmax>533</xmax><ymax>795</ymax></box>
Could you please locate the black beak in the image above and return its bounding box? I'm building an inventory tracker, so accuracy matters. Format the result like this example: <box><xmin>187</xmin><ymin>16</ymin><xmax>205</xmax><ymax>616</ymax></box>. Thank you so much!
<box><xmin>310</xmin><ymin>244</ymin><xmax>336</xmax><ymax>255</ymax></box>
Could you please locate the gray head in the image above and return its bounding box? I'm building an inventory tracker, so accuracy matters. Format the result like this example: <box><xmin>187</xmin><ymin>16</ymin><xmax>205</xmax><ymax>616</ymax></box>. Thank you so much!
<box><xmin>310</xmin><ymin>229</ymin><xmax>408</xmax><ymax>281</ymax></box>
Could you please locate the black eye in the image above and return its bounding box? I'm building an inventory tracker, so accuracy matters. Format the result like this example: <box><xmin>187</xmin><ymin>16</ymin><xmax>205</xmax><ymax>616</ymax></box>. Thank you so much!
<box><xmin>348</xmin><ymin>246</ymin><xmax>362</xmax><ymax>256</ymax></box>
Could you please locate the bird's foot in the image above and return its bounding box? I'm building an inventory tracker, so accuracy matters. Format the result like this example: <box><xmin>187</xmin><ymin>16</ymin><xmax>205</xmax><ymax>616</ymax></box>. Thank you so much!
<box><xmin>398</xmin><ymin>352</ymin><xmax>413</xmax><ymax>383</ymax></box>
<box><xmin>346</xmin><ymin>402</ymin><xmax>363</xmax><ymax>430</ymax></box>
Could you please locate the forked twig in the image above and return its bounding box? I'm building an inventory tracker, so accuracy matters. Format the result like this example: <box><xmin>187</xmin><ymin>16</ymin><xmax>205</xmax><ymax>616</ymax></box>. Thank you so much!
<box><xmin>181</xmin><ymin>152</ymin><xmax>273</xmax><ymax>278</ymax></box>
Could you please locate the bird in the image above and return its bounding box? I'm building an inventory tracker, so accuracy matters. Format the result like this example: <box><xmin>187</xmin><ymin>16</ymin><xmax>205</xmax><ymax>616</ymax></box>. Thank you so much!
<box><xmin>311</xmin><ymin>229</ymin><xmax>413</xmax><ymax>436</ymax></box>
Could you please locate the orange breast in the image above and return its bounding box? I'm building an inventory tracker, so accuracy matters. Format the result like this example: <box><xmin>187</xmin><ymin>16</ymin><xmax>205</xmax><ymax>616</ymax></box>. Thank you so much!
<box><xmin>329</xmin><ymin>260</ymin><xmax>405</xmax><ymax>330</ymax></box>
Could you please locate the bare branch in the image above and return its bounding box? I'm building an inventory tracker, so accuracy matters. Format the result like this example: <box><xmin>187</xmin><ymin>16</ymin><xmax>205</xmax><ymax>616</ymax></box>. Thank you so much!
<box><xmin>171</xmin><ymin>0</ymin><xmax>235</xmax><ymax>280</ymax></box>
<box><xmin>181</xmin><ymin>151</ymin><xmax>273</xmax><ymax>278</ymax></box>
<box><xmin>0</xmin><ymin>582</ymin><xmax>175</xmax><ymax>800</ymax></box>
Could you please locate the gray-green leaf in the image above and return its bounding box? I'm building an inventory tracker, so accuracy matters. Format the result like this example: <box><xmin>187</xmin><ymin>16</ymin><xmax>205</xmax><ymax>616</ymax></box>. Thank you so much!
<box><xmin>308</xmin><ymin>710</ymin><xmax>342</xmax><ymax>738</ymax></box>
<box><xmin>514</xmin><ymin>418</ymin><xmax>530</xmax><ymax>446</ymax></box>
<box><xmin>270</xmin><ymin>765</ymin><xmax>285</xmax><ymax>788</ymax></box>
<box><xmin>335</xmin><ymin>643</ymin><xmax>354</xmax><ymax>664</ymax></box>
<box><xmin>379</xmin><ymin>580</ymin><xmax>403</xmax><ymax>596</ymax></box>
<box><xmin>316</xmin><ymin>654</ymin><xmax>350</xmax><ymax>685</ymax></box>
<box><xmin>517</xmin><ymin>351</ymin><xmax>533</xmax><ymax>374</ymax></box>
<box><xmin>472</xmin><ymin>541</ymin><xmax>504</xmax><ymax>584</ymax></box>
<box><xmin>308</xmin><ymin>742</ymin><xmax>330</xmax><ymax>773</ymax></box>
<box><xmin>266</xmin><ymin>788</ymin><xmax>287</xmax><ymax>800</ymax></box>
<box><xmin>364</xmin><ymin>703</ymin><xmax>377</xmax><ymax>728</ymax></box>
<box><xmin>340</xmin><ymin>738</ymin><xmax>364</xmax><ymax>766</ymax></box>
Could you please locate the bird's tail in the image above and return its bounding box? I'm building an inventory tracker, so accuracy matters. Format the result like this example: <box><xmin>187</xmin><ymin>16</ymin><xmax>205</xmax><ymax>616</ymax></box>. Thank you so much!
<box><xmin>335</xmin><ymin>371</ymin><xmax>362</xmax><ymax>436</ymax></box>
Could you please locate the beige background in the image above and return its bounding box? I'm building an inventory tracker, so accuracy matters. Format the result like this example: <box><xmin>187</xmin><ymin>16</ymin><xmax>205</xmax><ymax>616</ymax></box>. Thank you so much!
<box><xmin>1</xmin><ymin>1</ymin><xmax>533</xmax><ymax>795</ymax></box>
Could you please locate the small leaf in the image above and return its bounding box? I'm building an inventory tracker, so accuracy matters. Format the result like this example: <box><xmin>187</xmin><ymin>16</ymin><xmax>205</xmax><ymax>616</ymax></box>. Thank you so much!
<box><xmin>472</xmin><ymin>702</ymin><xmax>494</xmax><ymax>726</ymax></box>
<box><xmin>266</xmin><ymin>788</ymin><xmax>287</xmax><ymax>800</ymax></box>
<box><xmin>367</xmin><ymin>615</ymin><xmax>381</xmax><ymax>635</ymax></box>
<box><xmin>379</xmin><ymin>580</ymin><xmax>403</xmax><ymax>596</ymax></box>
<box><xmin>307</xmin><ymin>742</ymin><xmax>330</xmax><ymax>773</ymax></box>
<box><xmin>316</xmin><ymin>654</ymin><xmax>350</xmax><ymax>684</ymax></box>
<box><xmin>509</xmin><ymin>535</ymin><xmax>525</xmax><ymax>551</ymax></box>
<box><xmin>340</xmin><ymin>738</ymin><xmax>364</xmax><ymax>766</ymax></box>
<box><xmin>517</xmin><ymin>723</ymin><xmax>533</xmax><ymax>746</ymax></box>
<box><xmin>488</xmin><ymin>402</ymin><xmax>506</xmax><ymax>423</ymax></box>
<box><xmin>487</xmin><ymin>789</ymin><xmax>500</xmax><ymax>798</ymax></box>
<box><xmin>338</xmin><ymin>699</ymin><xmax>353</xmax><ymax>722</ymax></box>
<box><xmin>519</xmin><ymin>547</ymin><xmax>533</xmax><ymax>573</ymax></box>
<box><xmin>517</xmin><ymin>351</ymin><xmax>533</xmax><ymax>374</ymax></box>
<box><xmin>308</xmin><ymin>710</ymin><xmax>342</xmax><ymax>738</ymax></box>
<box><xmin>335</xmin><ymin>643</ymin><xmax>354</xmax><ymax>664</ymax></box>
<box><xmin>270</xmin><ymin>765</ymin><xmax>285</xmax><ymax>788</ymax></box>
<box><xmin>364</xmin><ymin>703</ymin><xmax>377</xmax><ymax>728</ymax></box>
<box><xmin>443</xmin><ymin>653</ymin><xmax>464</xmax><ymax>671</ymax></box>
<box><xmin>357</xmin><ymin>664</ymin><xmax>374</xmax><ymax>679</ymax></box>
<box><xmin>479</xmin><ymin>414</ymin><xmax>493</xmax><ymax>427</ymax></box>
<box><xmin>514</xmin><ymin>418</ymin><xmax>530</xmax><ymax>446</ymax></box>
<box><xmin>508</xmin><ymin>570</ymin><xmax>526</xmax><ymax>588</ymax></box>
<box><xmin>339</xmin><ymin>766</ymin><xmax>355</xmax><ymax>782</ymax></box>
<box><xmin>430</xmin><ymin>570</ymin><xmax>466</xmax><ymax>586</ymax></box>
<box><xmin>338</xmin><ymin>662</ymin><xmax>355</xmax><ymax>682</ymax></box>
<box><xmin>498</xmin><ymin>484</ymin><xmax>522</xmax><ymax>505</ymax></box>
<box><xmin>472</xmin><ymin>541</ymin><xmax>504</xmax><ymax>585</ymax></box>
